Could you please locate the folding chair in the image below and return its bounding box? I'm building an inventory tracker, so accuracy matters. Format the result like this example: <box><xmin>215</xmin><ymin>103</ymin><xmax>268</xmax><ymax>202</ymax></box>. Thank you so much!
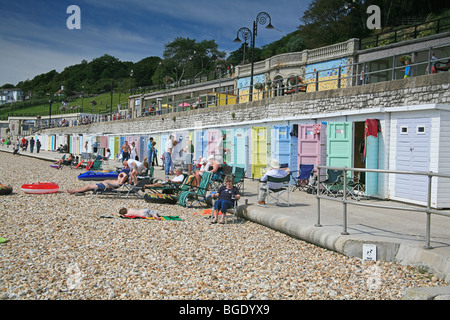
<box><xmin>346</xmin><ymin>171</ymin><xmax>366</xmax><ymax>201</ymax></box>
<box><xmin>90</xmin><ymin>182</ymin><xmax>126</xmax><ymax>197</ymax></box>
<box><xmin>211</xmin><ymin>198</ymin><xmax>240</xmax><ymax>224</ymax></box>
<box><xmin>86</xmin><ymin>160</ymin><xmax>102</xmax><ymax>171</ymax></box>
<box><xmin>292</xmin><ymin>164</ymin><xmax>315</xmax><ymax>192</ymax></box>
<box><xmin>137</xmin><ymin>166</ymin><xmax>154</xmax><ymax>182</ymax></box>
<box><xmin>120</xmin><ymin>178</ymin><xmax>151</xmax><ymax>199</ymax></box>
<box><xmin>257</xmin><ymin>173</ymin><xmax>292</xmax><ymax>207</ymax></box>
<box><xmin>233</xmin><ymin>167</ymin><xmax>245</xmax><ymax>195</ymax></box>
<box><xmin>320</xmin><ymin>169</ymin><xmax>344</xmax><ymax>197</ymax></box>
<box><xmin>178</xmin><ymin>171</ymin><xmax>213</xmax><ymax>208</ymax></box>
<box><xmin>144</xmin><ymin>174</ymin><xmax>193</xmax><ymax>195</ymax></box>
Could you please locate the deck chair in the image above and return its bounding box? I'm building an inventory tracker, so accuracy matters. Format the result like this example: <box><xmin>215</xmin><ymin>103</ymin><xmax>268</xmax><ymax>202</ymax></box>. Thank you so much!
<box><xmin>346</xmin><ymin>171</ymin><xmax>366</xmax><ymax>201</ymax></box>
<box><xmin>90</xmin><ymin>182</ymin><xmax>126</xmax><ymax>197</ymax></box>
<box><xmin>211</xmin><ymin>198</ymin><xmax>240</xmax><ymax>224</ymax></box>
<box><xmin>119</xmin><ymin>179</ymin><xmax>151</xmax><ymax>198</ymax></box>
<box><xmin>320</xmin><ymin>169</ymin><xmax>344</xmax><ymax>197</ymax></box>
<box><xmin>137</xmin><ymin>166</ymin><xmax>154</xmax><ymax>182</ymax></box>
<box><xmin>233</xmin><ymin>167</ymin><xmax>245</xmax><ymax>195</ymax></box>
<box><xmin>258</xmin><ymin>173</ymin><xmax>292</xmax><ymax>207</ymax></box>
<box><xmin>86</xmin><ymin>160</ymin><xmax>102</xmax><ymax>171</ymax></box>
<box><xmin>178</xmin><ymin>171</ymin><xmax>213</xmax><ymax>208</ymax></box>
<box><xmin>292</xmin><ymin>164</ymin><xmax>315</xmax><ymax>192</ymax></box>
<box><xmin>144</xmin><ymin>174</ymin><xmax>193</xmax><ymax>195</ymax></box>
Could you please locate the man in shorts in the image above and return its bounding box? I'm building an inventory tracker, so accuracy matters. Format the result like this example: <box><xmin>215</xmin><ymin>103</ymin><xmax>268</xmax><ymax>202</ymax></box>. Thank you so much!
<box><xmin>66</xmin><ymin>172</ymin><xmax>128</xmax><ymax>194</ymax></box>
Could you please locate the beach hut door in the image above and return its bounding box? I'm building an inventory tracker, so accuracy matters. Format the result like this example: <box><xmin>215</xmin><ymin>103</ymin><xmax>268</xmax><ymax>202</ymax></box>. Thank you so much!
<box><xmin>233</xmin><ymin>128</ymin><xmax>247</xmax><ymax>172</ymax></box>
<box><xmin>272</xmin><ymin>125</ymin><xmax>290</xmax><ymax>167</ymax></box>
<box><xmin>395</xmin><ymin>118</ymin><xmax>430</xmax><ymax>203</ymax></box>
<box><xmin>326</xmin><ymin>122</ymin><xmax>352</xmax><ymax>175</ymax></box>
<box><xmin>251</xmin><ymin>127</ymin><xmax>268</xmax><ymax>179</ymax></box>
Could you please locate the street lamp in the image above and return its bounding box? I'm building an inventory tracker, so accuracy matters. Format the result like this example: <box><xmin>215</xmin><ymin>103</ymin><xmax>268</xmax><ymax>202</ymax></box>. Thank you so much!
<box><xmin>48</xmin><ymin>99</ymin><xmax>52</xmax><ymax>128</ymax></box>
<box><xmin>234</xmin><ymin>12</ymin><xmax>274</xmax><ymax>102</ymax></box>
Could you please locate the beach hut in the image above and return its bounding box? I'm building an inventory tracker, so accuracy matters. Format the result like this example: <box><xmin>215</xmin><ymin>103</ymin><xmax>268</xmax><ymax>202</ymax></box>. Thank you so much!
<box><xmin>271</xmin><ymin>125</ymin><xmax>292</xmax><ymax>168</ymax></box>
<box><xmin>221</xmin><ymin>129</ymin><xmax>233</xmax><ymax>164</ymax></box>
<box><xmin>251</xmin><ymin>126</ymin><xmax>270</xmax><ymax>179</ymax></box>
<box><xmin>232</xmin><ymin>127</ymin><xmax>249</xmax><ymax>175</ymax></box>
<box><xmin>388</xmin><ymin>104</ymin><xmax>450</xmax><ymax>208</ymax></box>
<box><xmin>298</xmin><ymin>122</ymin><xmax>327</xmax><ymax>177</ymax></box>
<box><xmin>194</xmin><ymin>130</ymin><xmax>207</xmax><ymax>161</ymax></box>
<box><xmin>138</xmin><ymin>136</ymin><xmax>147</xmax><ymax>162</ymax></box>
<box><xmin>206</xmin><ymin>129</ymin><xmax>221</xmax><ymax>159</ymax></box>
<box><xmin>173</xmin><ymin>130</ymin><xmax>190</xmax><ymax>164</ymax></box>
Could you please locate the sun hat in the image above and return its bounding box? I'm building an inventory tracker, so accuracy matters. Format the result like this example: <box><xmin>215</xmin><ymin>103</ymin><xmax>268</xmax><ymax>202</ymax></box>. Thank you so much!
<box><xmin>207</xmin><ymin>155</ymin><xmax>215</xmax><ymax>161</ymax></box>
<box><xmin>270</xmin><ymin>159</ymin><xmax>280</xmax><ymax>169</ymax></box>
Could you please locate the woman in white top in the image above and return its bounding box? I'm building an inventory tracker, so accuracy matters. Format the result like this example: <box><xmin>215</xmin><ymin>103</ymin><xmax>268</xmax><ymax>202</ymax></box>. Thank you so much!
<box><xmin>130</xmin><ymin>141</ymin><xmax>137</xmax><ymax>160</ymax></box>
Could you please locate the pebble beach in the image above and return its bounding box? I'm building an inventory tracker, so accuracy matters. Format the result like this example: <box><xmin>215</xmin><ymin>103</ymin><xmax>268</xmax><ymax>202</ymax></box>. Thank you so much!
<box><xmin>0</xmin><ymin>151</ymin><xmax>446</xmax><ymax>300</ymax></box>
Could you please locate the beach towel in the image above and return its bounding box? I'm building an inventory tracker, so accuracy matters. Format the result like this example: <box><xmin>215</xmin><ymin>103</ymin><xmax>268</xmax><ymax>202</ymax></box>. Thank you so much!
<box><xmin>99</xmin><ymin>213</ymin><xmax>182</xmax><ymax>221</ymax></box>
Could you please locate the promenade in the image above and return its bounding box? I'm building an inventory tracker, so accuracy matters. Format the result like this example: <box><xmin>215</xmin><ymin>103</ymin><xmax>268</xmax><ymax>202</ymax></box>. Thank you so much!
<box><xmin>1</xmin><ymin>146</ymin><xmax>449</xmax><ymax>299</ymax></box>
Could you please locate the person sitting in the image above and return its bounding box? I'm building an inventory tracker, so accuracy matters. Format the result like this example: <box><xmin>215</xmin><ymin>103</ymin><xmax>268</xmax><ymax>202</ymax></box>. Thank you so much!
<box><xmin>123</xmin><ymin>158</ymin><xmax>149</xmax><ymax>185</ymax></box>
<box><xmin>257</xmin><ymin>159</ymin><xmax>290</xmax><ymax>206</ymax></box>
<box><xmin>143</xmin><ymin>167</ymin><xmax>185</xmax><ymax>189</ymax></box>
<box><xmin>192</xmin><ymin>157</ymin><xmax>208</xmax><ymax>187</ymax></box>
<box><xmin>211</xmin><ymin>174</ymin><xmax>240</xmax><ymax>224</ymax></box>
<box><xmin>55</xmin><ymin>153</ymin><xmax>74</xmax><ymax>168</ymax></box>
<box><xmin>95</xmin><ymin>148</ymin><xmax>111</xmax><ymax>161</ymax></box>
<box><xmin>207</xmin><ymin>155</ymin><xmax>222</xmax><ymax>174</ymax></box>
<box><xmin>118</xmin><ymin>208</ymin><xmax>161</xmax><ymax>220</ymax></box>
<box><xmin>207</xmin><ymin>154</ymin><xmax>224</xmax><ymax>185</ymax></box>
<box><xmin>66</xmin><ymin>171</ymin><xmax>128</xmax><ymax>194</ymax></box>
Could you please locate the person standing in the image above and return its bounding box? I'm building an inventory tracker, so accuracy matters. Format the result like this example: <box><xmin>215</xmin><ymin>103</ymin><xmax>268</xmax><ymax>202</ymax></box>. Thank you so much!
<box><xmin>164</xmin><ymin>135</ymin><xmax>177</xmax><ymax>177</ymax></box>
<box><xmin>183</xmin><ymin>139</ymin><xmax>194</xmax><ymax>174</ymax></box>
<box><xmin>130</xmin><ymin>141</ymin><xmax>137</xmax><ymax>160</ymax></box>
<box><xmin>21</xmin><ymin>137</ymin><xmax>26</xmax><ymax>151</ymax></box>
<box><xmin>147</xmin><ymin>137</ymin><xmax>154</xmax><ymax>164</ymax></box>
<box><xmin>121</xmin><ymin>140</ymin><xmax>131</xmax><ymax>161</ymax></box>
<box><xmin>152</xmin><ymin>141</ymin><xmax>158</xmax><ymax>166</ymax></box>
<box><xmin>29</xmin><ymin>137</ymin><xmax>35</xmax><ymax>153</ymax></box>
<box><xmin>216</xmin><ymin>133</ymin><xmax>229</xmax><ymax>163</ymax></box>
<box><xmin>404</xmin><ymin>58</ymin><xmax>411</xmax><ymax>78</ymax></box>
<box><xmin>36</xmin><ymin>139</ymin><xmax>42</xmax><ymax>153</ymax></box>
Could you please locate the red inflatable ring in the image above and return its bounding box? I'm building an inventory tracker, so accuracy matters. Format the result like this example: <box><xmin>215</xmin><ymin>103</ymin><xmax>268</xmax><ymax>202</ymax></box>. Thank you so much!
<box><xmin>21</xmin><ymin>182</ymin><xmax>59</xmax><ymax>194</ymax></box>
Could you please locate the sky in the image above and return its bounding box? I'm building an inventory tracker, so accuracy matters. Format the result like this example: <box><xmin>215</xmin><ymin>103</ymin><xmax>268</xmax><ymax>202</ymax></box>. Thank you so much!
<box><xmin>0</xmin><ymin>0</ymin><xmax>311</xmax><ymax>86</ymax></box>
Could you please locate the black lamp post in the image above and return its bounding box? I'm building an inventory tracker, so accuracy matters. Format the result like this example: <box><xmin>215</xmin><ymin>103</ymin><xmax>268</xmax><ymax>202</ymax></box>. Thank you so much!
<box><xmin>234</xmin><ymin>12</ymin><xmax>274</xmax><ymax>102</ymax></box>
<box><xmin>48</xmin><ymin>99</ymin><xmax>52</xmax><ymax>128</ymax></box>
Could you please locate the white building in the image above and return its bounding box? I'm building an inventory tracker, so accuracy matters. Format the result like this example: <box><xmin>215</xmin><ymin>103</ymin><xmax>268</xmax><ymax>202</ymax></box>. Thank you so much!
<box><xmin>0</xmin><ymin>88</ymin><xmax>23</xmax><ymax>105</ymax></box>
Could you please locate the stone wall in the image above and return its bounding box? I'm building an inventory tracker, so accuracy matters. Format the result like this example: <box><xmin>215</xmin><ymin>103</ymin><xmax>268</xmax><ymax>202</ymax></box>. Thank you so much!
<box><xmin>42</xmin><ymin>72</ymin><xmax>450</xmax><ymax>136</ymax></box>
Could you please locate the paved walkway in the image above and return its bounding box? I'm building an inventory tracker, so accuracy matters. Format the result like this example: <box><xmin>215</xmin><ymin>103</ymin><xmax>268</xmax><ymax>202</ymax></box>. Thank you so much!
<box><xmin>2</xmin><ymin>147</ymin><xmax>449</xmax><ymax>298</ymax></box>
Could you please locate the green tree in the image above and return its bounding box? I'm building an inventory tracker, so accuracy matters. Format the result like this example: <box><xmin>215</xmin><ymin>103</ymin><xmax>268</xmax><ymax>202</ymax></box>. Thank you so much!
<box><xmin>133</xmin><ymin>56</ymin><xmax>162</xmax><ymax>87</ymax></box>
<box><xmin>163</xmin><ymin>37</ymin><xmax>225</xmax><ymax>84</ymax></box>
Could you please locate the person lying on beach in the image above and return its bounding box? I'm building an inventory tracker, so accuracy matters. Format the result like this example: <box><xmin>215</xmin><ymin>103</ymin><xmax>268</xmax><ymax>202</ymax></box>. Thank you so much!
<box><xmin>66</xmin><ymin>172</ymin><xmax>128</xmax><ymax>194</ymax></box>
<box><xmin>143</xmin><ymin>167</ymin><xmax>184</xmax><ymax>188</ymax></box>
<box><xmin>118</xmin><ymin>208</ymin><xmax>162</xmax><ymax>220</ymax></box>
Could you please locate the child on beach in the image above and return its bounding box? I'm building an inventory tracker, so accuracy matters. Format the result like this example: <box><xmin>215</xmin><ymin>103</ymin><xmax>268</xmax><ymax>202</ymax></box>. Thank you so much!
<box><xmin>118</xmin><ymin>208</ymin><xmax>162</xmax><ymax>220</ymax></box>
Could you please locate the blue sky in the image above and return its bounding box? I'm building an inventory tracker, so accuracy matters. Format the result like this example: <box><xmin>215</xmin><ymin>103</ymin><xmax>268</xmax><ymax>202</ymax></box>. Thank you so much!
<box><xmin>0</xmin><ymin>0</ymin><xmax>311</xmax><ymax>86</ymax></box>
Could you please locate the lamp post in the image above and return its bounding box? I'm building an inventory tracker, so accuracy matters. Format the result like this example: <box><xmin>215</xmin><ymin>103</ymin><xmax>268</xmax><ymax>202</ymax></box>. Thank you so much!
<box><xmin>48</xmin><ymin>99</ymin><xmax>52</xmax><ymax>128</ymax></box>
<box><xmin>81</xmin><ymin>86</ymin><xmax>84</xmax><ymax>113</ymax></box>
<box><xmin>234</xmin><ymin>12</ymin><xmax>274</xmax><ymax>102</ymax></box>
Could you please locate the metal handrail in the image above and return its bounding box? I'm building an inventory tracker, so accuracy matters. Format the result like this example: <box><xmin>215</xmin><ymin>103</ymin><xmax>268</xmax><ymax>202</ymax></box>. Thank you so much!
<box><xmin>316</xmin><ymin>165</ymin><xmax>450</xmax><ymax>250</ymax></box>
